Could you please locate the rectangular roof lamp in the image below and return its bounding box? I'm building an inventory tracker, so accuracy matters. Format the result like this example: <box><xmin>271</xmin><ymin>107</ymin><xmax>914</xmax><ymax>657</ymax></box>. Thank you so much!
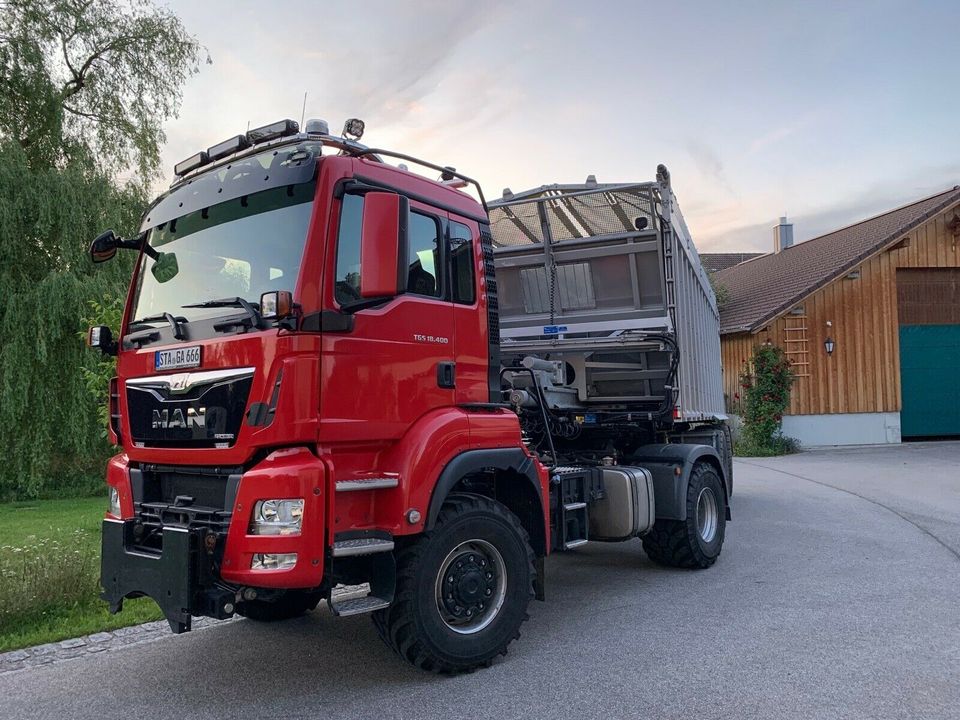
<box><xmin>174</xmin><ymin>151</ymin><xmax>210</xmax><ymax>177</ymax></box>
<box><xmin>247</xmin><ymin>119</ymin><xmax>299</xmax><ymax>145</ymax></box>
<box><xmin>207</xmin><ymin>134</ymin><xmax>251</xmax><ymax>162</ymax></box>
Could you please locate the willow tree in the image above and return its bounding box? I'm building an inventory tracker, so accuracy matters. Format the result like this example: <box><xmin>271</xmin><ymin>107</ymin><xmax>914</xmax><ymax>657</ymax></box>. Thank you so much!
<box><xmin>0</xmin><ymin>0</ymin><xmax>202</xmax><ymax>498</ymax></box>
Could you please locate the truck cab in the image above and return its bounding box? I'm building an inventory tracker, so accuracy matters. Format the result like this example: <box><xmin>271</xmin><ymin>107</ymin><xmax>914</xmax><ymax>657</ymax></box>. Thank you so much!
<box><xmin>91</xmin><ymin>118</ymin><xmax>729</xmax><ymax>673</ymax></box>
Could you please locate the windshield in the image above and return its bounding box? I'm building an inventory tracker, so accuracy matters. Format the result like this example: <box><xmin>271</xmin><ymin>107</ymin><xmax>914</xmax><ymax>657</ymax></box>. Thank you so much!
<box><xmin>131</xmin><ymin>181</ymin><xmax>316</xmax><ymax>325</ymax></box>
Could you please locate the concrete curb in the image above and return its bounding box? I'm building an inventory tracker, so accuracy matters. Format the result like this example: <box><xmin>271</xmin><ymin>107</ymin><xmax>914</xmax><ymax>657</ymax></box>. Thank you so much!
<box><xmin>0</xmin><ymin>616</ymin><xmax>235</xmax><ymax>675</ymax></box>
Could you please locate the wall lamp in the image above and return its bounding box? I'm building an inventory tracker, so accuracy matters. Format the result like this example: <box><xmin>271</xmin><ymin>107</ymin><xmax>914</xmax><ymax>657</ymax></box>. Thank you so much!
<box><xmin>824</xmin><ymin>320</ymin><xmax>835</xmax><ymax>356</ymax></box>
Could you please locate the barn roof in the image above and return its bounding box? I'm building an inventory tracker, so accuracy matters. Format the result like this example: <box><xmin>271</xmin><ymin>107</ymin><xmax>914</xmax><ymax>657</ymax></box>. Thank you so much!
<box><xmin>713</xmin><ymin>186</ymin><xmax>960</xmax><ymax>335</ymax></box>
<box><xmin>700</xmin><ymin>252</ymin><xmax>763</xmax><ymax>274</ymax></box>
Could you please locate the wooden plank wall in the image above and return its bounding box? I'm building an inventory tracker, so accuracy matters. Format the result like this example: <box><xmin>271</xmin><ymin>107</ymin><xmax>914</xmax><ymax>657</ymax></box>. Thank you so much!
<box><xmin>897</xmin><ymin>268</ymin><xmax>960</xmax><ymax>324</ymax></box>
<box><xmin>720</xmin><ymin>204</ymin><xmax>960</xmax><ymax>416</ymax></box>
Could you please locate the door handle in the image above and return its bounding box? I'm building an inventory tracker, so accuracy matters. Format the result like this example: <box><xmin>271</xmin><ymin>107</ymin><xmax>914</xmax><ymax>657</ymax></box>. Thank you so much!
<box><xmin>437</xmin><ymin>361</ymin><xmax>456</xmax><ymax>389</ymax></box>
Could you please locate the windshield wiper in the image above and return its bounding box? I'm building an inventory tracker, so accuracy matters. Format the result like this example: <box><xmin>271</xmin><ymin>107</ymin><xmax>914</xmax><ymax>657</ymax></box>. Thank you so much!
<box><xmin>183</xmin><ymin>297</ymin><xmax>261</xmax><ymax>332</ymax></box>
<box><xmin>129</xmin><ymin>312</ymin><xmax>186</xmax><ymax>340</ymax></box>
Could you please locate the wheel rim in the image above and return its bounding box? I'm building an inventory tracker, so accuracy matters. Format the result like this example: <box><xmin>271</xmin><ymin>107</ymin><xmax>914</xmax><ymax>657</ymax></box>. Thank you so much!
<box><xmin>696</xmin><ymin>487</ymin><xmax>719</xmax><ymax>543</ymax></box>
<box><xmin>434</xmin><ymin>539</ymin><xmax>507</xmax><ymax>635</ymax></box>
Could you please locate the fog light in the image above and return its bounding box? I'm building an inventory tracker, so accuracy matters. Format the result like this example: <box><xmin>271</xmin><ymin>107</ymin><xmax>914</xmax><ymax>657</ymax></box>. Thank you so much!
<box><xmin>108</xmin><ymin>486</ymin><xmax>121</xmax><ymax>517</ymax></box>
<box><xmin>251</xmin><ymin>499</ymin><xmax>303</xmax><ymax>535</ymax></box>
<box><xmin>251</xmin><ymin>553</ymin><xmax>297</xmax><ymax>571</ymax></box>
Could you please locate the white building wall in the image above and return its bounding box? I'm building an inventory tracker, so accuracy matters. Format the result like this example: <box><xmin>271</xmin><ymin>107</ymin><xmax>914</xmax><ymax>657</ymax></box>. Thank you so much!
<box><xmin>781</xmin><ymin>412</ymin><xmax>902</xmax><ymax>447</ymax></box>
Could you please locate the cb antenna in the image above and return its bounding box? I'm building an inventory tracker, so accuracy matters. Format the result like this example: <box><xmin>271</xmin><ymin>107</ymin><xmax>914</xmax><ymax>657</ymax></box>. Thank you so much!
<box><xmin>300</xmin><ymin>92</ymin><xmax>307</xmax><ymax>129</ymax></box>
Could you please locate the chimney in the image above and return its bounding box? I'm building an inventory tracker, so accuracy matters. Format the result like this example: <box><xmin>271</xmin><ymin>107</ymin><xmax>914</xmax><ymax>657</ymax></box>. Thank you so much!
<box><xmin>774</xmin><ymin>215</ymin><xmax>794</xmax><ymax>253</ymax></box>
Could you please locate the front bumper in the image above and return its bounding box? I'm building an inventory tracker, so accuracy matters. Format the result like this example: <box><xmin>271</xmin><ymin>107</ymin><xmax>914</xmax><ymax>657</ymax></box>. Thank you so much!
<box><xmin>101</xmin><ymin>447</ymin><xmax>328</xmax><ymax>632</ymax></box>
<box><xmin>100</xmin><ymin>448</ymin><xmax>326</xmax><ymax>632</ymax></box>
<box><xmin>101</xmin><ymin>518</ymin><xmax>234</xmax><ymax>632</ymax></box>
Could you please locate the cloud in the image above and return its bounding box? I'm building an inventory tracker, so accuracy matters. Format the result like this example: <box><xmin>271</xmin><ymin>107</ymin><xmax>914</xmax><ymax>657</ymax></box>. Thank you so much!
<box><xmin>316</xmin><ymin>1</ymin><xmax>511</xmax><ymax>124</ymax></box>
<box><xmin>685</xmin><ymin>139</ymin><xmax>734</xmax><ymax>195</ymax></box>
<box><xmin>748</xmin><ymin>111</ymin><xmax>821</xmax><ymax>155</ymax></box>
<box><xmin>694</xmin><ymin>162</ymin><xmax>960</xmax><ymax>252</ymax></box>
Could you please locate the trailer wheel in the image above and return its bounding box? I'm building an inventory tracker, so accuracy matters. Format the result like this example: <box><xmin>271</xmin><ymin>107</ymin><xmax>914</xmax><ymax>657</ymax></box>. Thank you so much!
<box><xmin>642</xmin><ymin>462</ymin><xmax>725</xmax><ymax>569</ymax></box>
<box><xmin>235</xmin><ymin>590</ymin><xmax>320</xmax><ymax>622</ymax></box>
<box><xmin>372</xmin><ymin>493</ymin><xmax>535</xmax><ymax>673</ymax></box>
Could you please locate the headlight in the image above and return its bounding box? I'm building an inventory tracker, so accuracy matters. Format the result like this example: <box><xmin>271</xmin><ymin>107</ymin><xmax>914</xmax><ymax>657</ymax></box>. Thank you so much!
<box><xmin>250</xmin><ymin>499</ymin><xmax>304</xmax><ymax>536</ymax></box>
<box><xmin>108</xmin><ymin>486</ymin><xmax>121</xmax><ymax>517</ymax></box>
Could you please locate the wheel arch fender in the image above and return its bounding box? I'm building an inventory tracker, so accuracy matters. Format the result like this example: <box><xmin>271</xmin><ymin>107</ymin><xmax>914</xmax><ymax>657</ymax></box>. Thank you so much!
<box><xmin>630</xmin><ymin>443</ymin><xmax>730</xmax><ymax>522</ymax></box>
<box><xmin>425</xmin><ymin>448</ymin><xmax>549</xmax><ymax>556</ymax></box>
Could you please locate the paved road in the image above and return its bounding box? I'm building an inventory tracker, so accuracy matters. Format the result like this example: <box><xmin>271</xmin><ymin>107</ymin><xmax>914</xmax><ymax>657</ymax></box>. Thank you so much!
<box><xmin>2</xmin><ymin>443</ymin><xmax>959</xmax><ymax>720</ymax></box>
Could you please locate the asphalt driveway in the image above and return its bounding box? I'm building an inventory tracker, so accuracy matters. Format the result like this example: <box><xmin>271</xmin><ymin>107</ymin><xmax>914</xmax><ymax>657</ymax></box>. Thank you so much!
<box><xmin>2</xmin><ymin>442</ymin><xmax>958</xmax><ymax>720</ymax></box>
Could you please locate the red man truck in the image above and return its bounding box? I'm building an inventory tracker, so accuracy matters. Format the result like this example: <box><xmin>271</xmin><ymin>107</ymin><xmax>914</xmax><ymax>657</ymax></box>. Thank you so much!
<box><xmin>88</xmin><ymin>117</ymin><xmax>732</xmax><ymax>672</ymax></box>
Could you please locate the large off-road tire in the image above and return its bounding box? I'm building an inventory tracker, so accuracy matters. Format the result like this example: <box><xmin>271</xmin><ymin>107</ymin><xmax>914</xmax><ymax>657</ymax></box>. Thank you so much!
<box><xmin>235</xmin><ymin>590</ymin><xmax>321</xmax><ymax>622</ymax></box>
<box><xmin>642</xmin><ymin>462</ymin><xmax>726</xmax><ymax>569</ymax></box>
<box><xmin>372</xmin><ymin>493</ymin><xmax>536</xmax><ymax>673</ymax></box>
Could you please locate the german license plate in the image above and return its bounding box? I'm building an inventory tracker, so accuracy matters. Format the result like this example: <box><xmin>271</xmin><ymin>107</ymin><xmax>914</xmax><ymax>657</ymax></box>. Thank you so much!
<box><xmin>155</xmin><ymin>346</ymin><xmax>201</xmax><ymax>371</ymax></box>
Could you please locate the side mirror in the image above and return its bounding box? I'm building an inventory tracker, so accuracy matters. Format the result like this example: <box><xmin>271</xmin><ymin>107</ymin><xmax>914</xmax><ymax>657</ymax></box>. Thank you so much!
<box><xmin>359</xmin><ymin>192</ymin><xmax>401</xmax><ymax>298</ymax></box>
<box><xmin>90</xmin><ymin>230</ymin><xmax>119</xmax><ymax>263</ymax></box>
<box><xmin>87</xmin><ymin>325</ymin><xmax>117</xmax><ymax>356</ymax></box>
<box><xmin>150</xmin><ymin>251</ymin><xmax>179</xmax><ymax>283</ymax></box>
<box><xmin>260</xmin><ymin>290</ymin><xmax>294</xmax><ymax>320</ymax></box>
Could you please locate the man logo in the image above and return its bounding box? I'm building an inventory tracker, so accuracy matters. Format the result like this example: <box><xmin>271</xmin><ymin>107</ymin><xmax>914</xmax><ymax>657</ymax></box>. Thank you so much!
<box><xmin>167</xmin><ymin>373</ymin><xmax>190</xmax><ymax>393</ymax></box>
<box><xmin>151</xmin><ymin>407</ymin><xmax>206</xmax><ymax>429</ymax></box>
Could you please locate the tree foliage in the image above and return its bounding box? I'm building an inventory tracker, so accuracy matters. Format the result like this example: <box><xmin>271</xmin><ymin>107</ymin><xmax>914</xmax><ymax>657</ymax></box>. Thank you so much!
<box><xmin>0</xmin><ymin>142</ymin><xmax>143</xmax><ymax>497</ymax></box>
<box><xmin>0</xmin><ymin>0</ymin><xmax>201</xmax><ymax>498</ymax></box>
<box><xmin>735</xmin><ymin>344</ymin><xmax>799</xmax><ymax>457</ymax></box>
<box><xmin>79</xmin><ymin>293</ymin><xmax>125</xmax><ymax>439</ymax></box>
<box><xmin>1</xmin><ymin>0</ymin><xmax>203</xmax><ymax>174</ymax></box>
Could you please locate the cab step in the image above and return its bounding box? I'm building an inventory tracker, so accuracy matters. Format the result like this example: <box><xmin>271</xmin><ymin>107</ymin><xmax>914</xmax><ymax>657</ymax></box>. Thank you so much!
<box><xmin>551</xmin><ymin>466</ymin><xmax>604</xmax><ymax>551</ymax></box>
<box><xmin>335</xmin><ymin>477</ymin><xmax>398</xmax><ymax>492</ymax></box>
<box><xmin>328</xmin><ymin>583</ymin><xmax>391</xmax><ymax>617</ymax></box>
<box><xmin>332</xmin><ymin>537</ymin><xmax>395</xmax><ymax>557</ymax></box>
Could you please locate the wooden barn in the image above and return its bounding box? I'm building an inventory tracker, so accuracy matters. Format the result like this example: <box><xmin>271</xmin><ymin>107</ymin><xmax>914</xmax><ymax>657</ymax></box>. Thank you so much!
<box><xmin>712</xmin><ymin>186</ymin><xmax>960</xmax><ymax>446</ymax></box>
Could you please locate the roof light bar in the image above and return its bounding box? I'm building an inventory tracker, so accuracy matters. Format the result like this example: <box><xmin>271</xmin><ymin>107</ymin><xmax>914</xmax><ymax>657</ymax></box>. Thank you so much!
<box><xmin>174</xmin><ymin>151</ymin><xmax>210</xmax><ymax>177</ymax></box>
<box><xmin>207</xmin><ymin>134</ymin><xmax>251</xmax><ymax>162</ymax></box>
<box><xmin>247</xmin><ymin>119</ymin><xmax>299</xmax><ymax>145</ymax></box>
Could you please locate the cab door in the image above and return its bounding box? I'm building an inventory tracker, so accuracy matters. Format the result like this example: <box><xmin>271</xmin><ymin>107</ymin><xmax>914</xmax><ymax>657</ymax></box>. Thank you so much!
<box><xmin>319</xmin><ymin>191</ymin><xmax>455</xmax><ymax>445</ymax></box>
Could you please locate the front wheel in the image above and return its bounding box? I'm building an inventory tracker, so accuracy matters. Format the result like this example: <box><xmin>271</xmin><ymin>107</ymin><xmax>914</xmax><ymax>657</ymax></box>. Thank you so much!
<box><xmin>372</xmin><ymin>494</ymin><xmax>536</xmax><ymax>673</ymax></box>
<box><xmin>642</xmin><ymin>462</ymin><xmax>726</xmax><ymax>569</ymax></box>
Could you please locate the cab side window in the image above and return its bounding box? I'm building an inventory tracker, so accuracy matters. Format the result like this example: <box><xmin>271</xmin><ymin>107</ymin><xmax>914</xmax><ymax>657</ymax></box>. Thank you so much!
<box><xmin>449</xmin><ymin>220</ymin><xmax>475</xmax><ymax>304</ymax></box>
<box><xmin>407</xmin><ymin>212</ymin><xmax>441</xmax><ymax>297</ymax></box>
<box><xmin>334</xmin><ymin>194</ymin><xmax>364</xmax><ymax>305</ymax></box>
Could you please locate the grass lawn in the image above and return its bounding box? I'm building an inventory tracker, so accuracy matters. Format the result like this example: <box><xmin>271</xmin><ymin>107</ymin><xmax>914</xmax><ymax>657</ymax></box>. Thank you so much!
<box><xmin>0</xmin><ymin>496</ymin><xmax>162</xmax><ymax>652</ymax></box>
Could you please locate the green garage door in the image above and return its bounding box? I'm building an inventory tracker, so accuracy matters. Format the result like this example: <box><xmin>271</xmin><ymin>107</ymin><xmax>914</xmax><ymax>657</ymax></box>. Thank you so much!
<box><xmin>899</xmin><ymin>325</ymin><xmax>960</xmax><ymax>437</ymax></box>
<box><xmin>897</xmin><ymin>269</ymin><xmax>960</xmax><ymax>438</ymax></box>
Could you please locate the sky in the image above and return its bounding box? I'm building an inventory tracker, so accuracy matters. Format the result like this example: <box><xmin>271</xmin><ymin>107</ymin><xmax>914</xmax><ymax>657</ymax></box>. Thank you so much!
<box><xmin>157</xmin><ymin>0</ymin><xmax>960</xmax><ymax>253</ymax></box>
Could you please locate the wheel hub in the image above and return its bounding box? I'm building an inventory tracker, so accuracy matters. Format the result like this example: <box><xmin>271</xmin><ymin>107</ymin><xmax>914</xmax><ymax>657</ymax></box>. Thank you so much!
<box><xmin>696</xmin><ymin>486</ymin><xmax>719</xmax><ymax>543</ymax></box>
<box><xmin>435</xmin><ymin>540</ymin><xmax>507</xmax><ymax>634</ymax></box>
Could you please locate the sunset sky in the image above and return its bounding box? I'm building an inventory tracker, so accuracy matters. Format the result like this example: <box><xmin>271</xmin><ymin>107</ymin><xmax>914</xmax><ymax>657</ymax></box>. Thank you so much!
<box><xmin>159</xmin><ymin>0</ymin><xmax>960</xmax><ymax>252</ymax></box>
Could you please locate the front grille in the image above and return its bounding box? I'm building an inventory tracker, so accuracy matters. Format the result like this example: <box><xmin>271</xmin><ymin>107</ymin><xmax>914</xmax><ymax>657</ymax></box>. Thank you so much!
<box><xmin>126</xmin><ymin>368</ymin><xmax>254</xmax><ymax>448</ymax></box>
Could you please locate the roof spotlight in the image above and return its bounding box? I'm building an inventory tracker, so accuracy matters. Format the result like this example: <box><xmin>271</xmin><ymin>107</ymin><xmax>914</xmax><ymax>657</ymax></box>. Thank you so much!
<box><xmin>342</xmin><ymin>118</ymin><xmax>365</xmax><ymax>140</ymax></box>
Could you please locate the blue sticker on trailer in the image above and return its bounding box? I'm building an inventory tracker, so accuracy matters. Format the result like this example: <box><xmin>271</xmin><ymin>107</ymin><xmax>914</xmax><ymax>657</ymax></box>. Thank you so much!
<box><xmin>543</xmin><ymin>325</ymin><xmax>568</xmax><ymax>335</ymax></box>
